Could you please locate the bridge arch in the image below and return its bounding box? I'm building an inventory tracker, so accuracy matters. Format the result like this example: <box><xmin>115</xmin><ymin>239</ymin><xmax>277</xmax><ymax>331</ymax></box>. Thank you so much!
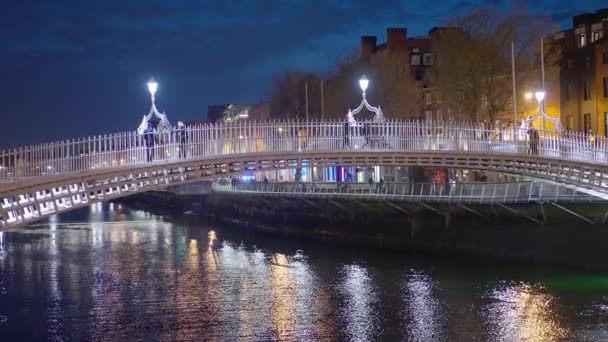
<box><xmin>2</xmin><ymin>120</ymin><xmax>608</xmax><ymax>227</ymax></box>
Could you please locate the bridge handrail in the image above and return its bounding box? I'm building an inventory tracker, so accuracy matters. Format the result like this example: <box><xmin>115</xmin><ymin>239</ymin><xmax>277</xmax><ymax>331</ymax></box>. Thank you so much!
<box><xmin>1</xmin><ymin>120</ymin><xmax>607</xmax><ymax>186</ymax></box>
<box><xmin>211</xmin><ymin>180</ymin><xmax>604</xmax><ymax>204</ymax></box>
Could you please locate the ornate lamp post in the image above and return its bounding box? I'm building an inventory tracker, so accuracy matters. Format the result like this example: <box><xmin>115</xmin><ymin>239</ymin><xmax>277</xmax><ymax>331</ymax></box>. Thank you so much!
<box><xmin>138</xmin><ymin>78</ymin><xmax>171</xmax><ymax>134</ymax></box>
<box><xmin>520</xmin><ymin>90</ymin><xmax>561</xmax><ymax>132</ymax></box>
<box><xmin>346</xmin><ymin>75</ymin><xmax>385</xmax><ymax>123</ymax></box>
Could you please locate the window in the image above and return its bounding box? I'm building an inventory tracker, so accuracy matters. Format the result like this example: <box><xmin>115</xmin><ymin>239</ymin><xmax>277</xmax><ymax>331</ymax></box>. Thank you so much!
<box><xmin>567</xmin><ymin>115</ymin><xmax>574</xmax><ymax>130</ymax></box>
<box><xmin>592</xmin><ymin>30</ymin><xmax>603</xmax><ymax>42</ymax></box>
<box><xmin>592</xmin><ymin>23</ymin><xmax>603</xmax><ymax>42</ymax></box>
<box><xmin>577</xmin><ymin>33</ymin><xmax>586</xmax><ymax>48</ymax></box>
<box><xmin>425</xmin><ymin>110</ymin><xmax>432</xmax><ymax>121</ymax></box>
<box><xmin>584</xmin><ymin>113</ymin><xmax>592</xmax><ymax>132</ymax></box>
<box><xmin>604</xmin><ymin>77</ymin><xmax>608</xmax><ymax>98</ymax></box>
<box><xmin>411</xmin><ymin>54</ymin><xmax>421</xmax><ymax>66</ymax></box>
<box><xmin>425</xmin><ymin>93</ymin><xmax>432</xmax><ymax>105</ymax></box>
<box><xmin>423</xmin><ymin>53</ymin><xmax>434</xmax><ymax>66</ymax></box>
<box><xmin>567</xmin><ymin>59</ymin><xmax>573</xmax><ymax>69</ymax></box>
<box><xmin>584</xmin><ymin>80</ymin><xmax>590</xmax><ymax>100</ymax></box>
<box><xmin>436</xmin><ymin>92</ymin><xmax>442</xmax><ymax>103</ymax></box>
<box><xmin>436</xmin><ymin>110</ymin><xmax>442</xmax><ymax>121</ymax></box>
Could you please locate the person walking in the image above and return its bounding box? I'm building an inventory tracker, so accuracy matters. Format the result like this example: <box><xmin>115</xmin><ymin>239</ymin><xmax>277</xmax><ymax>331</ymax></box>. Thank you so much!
<box><xmin>144</xmin><ymin>126</ymin><xmax>155</xmax><ymax>162</ymax></box>
<box><xmin>177</xmin><ymin>121</ymin><xmax>187</xmax><ymax>159</ymax></box>
<box><xmin>361</xmin><ymin>123</ymin><xmax>371</xmax><ymax>148</ymax></box>
<box><xmin>368</xmin><ymin>176</ymin><xmax>374</xmax><ymax>192</ymax></box>
<box><xmin>343</xmin><ymin>121</ymin><xmax>351</xmax><ymax>148</ymax></box>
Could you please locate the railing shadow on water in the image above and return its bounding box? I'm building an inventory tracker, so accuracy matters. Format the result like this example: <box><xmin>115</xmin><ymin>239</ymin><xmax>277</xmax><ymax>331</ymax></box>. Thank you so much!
<box><xmin>1</xmin><ymin>120</ymin><xmax>607</xmax><ymax>186</ymax></box>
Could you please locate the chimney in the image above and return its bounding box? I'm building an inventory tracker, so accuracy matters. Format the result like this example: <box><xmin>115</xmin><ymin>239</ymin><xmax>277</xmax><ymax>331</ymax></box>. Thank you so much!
<box><xmin>387</xmin><ymin>27</ymin><xmax>407</xmax><ymax>51</ymax></box>
<box><xmin>361</xmin><ymin>35</ymin><xmax>377</xmax><ymax>58</ymax></box>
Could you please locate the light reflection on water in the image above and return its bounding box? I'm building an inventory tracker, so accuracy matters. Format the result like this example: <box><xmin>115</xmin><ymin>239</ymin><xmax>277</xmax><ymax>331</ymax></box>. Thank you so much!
<box><xmin>0</xmin><ymin>203</ymin><xmax>608</xmax><ymax>340</ymax></box>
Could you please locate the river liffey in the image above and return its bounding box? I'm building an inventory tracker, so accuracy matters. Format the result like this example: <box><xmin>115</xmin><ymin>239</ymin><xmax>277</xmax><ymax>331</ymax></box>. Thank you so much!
<box><xmin>1</xmin><ymin>203</ymin><xmax>608</xmax><ymax>341</ymax></box>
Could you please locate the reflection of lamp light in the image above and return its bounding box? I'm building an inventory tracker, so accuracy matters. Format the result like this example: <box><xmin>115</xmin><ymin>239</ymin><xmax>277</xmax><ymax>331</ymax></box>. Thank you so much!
<box><xmin>524</xmin><ymin>92</ymin><xmax>533</xmax><ymax>100</ymax></box>
<box><xmin>359</xmin><ymin>75</ymin><xmax>369</xmax><ymax>93</ymax></box>
<box><xmin>534</xmin><ymin>91</ymin><xmax>545</xmax><ymax>103</ymax></box>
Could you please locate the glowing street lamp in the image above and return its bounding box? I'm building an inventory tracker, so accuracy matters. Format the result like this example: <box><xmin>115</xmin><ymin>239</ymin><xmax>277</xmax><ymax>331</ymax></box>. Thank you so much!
<box><xmin>137</xmin><ymin>77</ymin><xmax>171</xmax><ymax>134</ymax></box>
<box><xmin>359</xmin><ymin>75</ymin><xmax>369</xmax><ymax>96</ymax></box>
<box><xmin>346</xmin><ymin>75</ymin><xmax>384</xmax><ymax>123</ymax></box>
<box><xmin>534</xmin><ymin>91</ymin><xmax>545</xmax><ymax>103</ymax></box>
<box><xmin>524</xmin><ymin>92</ymin><xmax>533</xmax><ymax>100</ymax></box>
<box><xmin>148</xmin><ymin>78</ymin><xmax>158</xmax><ymax>103</ymax></box>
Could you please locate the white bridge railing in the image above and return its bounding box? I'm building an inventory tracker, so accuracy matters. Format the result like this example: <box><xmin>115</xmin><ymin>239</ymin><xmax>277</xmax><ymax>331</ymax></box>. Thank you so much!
<box><xmin>1</xmin><ymin>120</ymin><xmax>607</xmax><ymax>186</ymax></box>
<box><xmin>212</xmin><ymin>181</ymin><xmax>604</xmax><ymax>204</ymax></box>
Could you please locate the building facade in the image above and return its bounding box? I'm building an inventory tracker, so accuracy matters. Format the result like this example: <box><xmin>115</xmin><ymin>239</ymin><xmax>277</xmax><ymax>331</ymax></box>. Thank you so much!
<box><xmin>360</xmin><ymin>27</ymin><xmax>437</xmax><ymax>119</ymax></box>
<box><xmin>557</xmin><ymin>8</ymin><xmax>608</xmax><ymax>134</ymax></box>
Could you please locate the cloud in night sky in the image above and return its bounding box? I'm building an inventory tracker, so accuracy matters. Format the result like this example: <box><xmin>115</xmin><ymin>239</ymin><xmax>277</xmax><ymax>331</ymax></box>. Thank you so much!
<box><xmin>0</xmin><ymin>0</ymin><xmax>606</xmax><ymax>147</ymax></box>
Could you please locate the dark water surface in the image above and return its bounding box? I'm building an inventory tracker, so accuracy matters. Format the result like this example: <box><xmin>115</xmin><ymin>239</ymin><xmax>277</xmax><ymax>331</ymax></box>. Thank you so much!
<box><xmin>1</xmin><ymin>203</ymin><xmax>608</xmax><ymax>341</ymax></box>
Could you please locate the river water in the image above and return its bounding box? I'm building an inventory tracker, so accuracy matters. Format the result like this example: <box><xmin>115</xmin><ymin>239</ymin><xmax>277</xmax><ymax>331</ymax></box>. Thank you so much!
<box><xmin>1</xmin><ymin>203</ymin><xmax>608</xmax><ymax>341</ymax></box>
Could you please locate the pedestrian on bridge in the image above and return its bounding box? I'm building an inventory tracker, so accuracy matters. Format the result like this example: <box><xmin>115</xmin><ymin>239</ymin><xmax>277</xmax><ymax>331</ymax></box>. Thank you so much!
<box><xmin>144</xmin><ymin>126</ymin><xmax>156</xmax><ymax>162</ymax></box>
<box><xmin>177</xmin><ymin>121</ymin><xmax>187</xmax><ymax>159</ymax></box>
<box><xmin>343</xmin><ymin>121</ymin><xmax>351</xmax><ymax>148</ymax></box>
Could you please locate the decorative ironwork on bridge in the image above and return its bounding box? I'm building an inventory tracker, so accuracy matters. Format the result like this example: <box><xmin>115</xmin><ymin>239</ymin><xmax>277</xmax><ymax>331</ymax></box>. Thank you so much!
<box><xmin>346</xmin><ymin>75</ymin><xmax>385</xmax><ymax>124</ymax></box>
<box><xmin>137</xmin><ymin>78</ymin><xmax>171</xmax><ymax>135</ymax></box>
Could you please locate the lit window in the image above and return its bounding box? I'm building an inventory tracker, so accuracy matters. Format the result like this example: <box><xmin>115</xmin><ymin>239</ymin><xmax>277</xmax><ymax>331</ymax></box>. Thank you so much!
<box><xmin>592</xmin><ymin>30</ymin><xmax>603</xmax><ymax>42</ymax></box>
<box><xmin>577</xmin><ymin>33</ymin><xmax>586</xmax><ymax>48</ymax></box>
<box><xmin>411</xmin><ymin>55</ymin><xmax>421</xmax><ymax>66</ymax></box>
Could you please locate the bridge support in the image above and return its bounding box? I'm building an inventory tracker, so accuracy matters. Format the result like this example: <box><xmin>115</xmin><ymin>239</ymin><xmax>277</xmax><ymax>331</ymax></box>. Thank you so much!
<box><xmin>385</xmin><ymin>201</ymin><xmax>413</xmax><ymax>216</ymax></box>
<box><xmin>302</xmin><ymin>198</ymin><xmax>323</xmax><ymax>210</ymax></box>
<box><xmin>551</xmin><ymin>203</ymin><xmax>594</xmax><ymax>224</ymax></box>
<box><xmin>354</xmin><ymin>199</ymin><xmax>369</xmax><ymax>208</ymax></box>
<box><xmin>496</xmin><ymin>203</ymin><xmax>544</xmax><ymax>225</ymax></box>
<box><xmin>457</xmin><ymin>204</ymin><xmax>490</xmax><ymax>221</ymax></box>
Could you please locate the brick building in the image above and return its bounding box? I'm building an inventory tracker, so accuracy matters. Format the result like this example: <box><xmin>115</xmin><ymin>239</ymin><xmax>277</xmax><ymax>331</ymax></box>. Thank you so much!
<box><xmin>557</xmin><ymin>8</ymin><xmax>608</xmax><ymax>134</ymax></box>
<box><xmin>360</xmin><ymin>27</ymin><xmax>441</xmax><ymax>119</ymax></box>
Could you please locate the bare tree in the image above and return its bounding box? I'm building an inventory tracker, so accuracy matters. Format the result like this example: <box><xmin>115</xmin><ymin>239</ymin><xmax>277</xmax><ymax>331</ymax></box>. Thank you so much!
<box><xmin>426</xmin><ymin>4</ymin><xmax>559</xmax><ymax>123</ymax></box>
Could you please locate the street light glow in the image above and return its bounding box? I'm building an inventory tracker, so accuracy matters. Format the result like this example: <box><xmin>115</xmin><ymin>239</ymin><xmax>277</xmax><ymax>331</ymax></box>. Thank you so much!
<box><xmin>147</xmin><ymin>79</ymin><xmax>158</xmax><ymax>97</ymax></box>
<box><xmin>359</xmin><ymin>75</ymin><xmax>369</xmax><ymax>93</ymax></box>
<box><xmin>524</xmin><ymin>92</ymin><xmax>533</xmax><ymax>100</ymax></box>
<box><xmin>534</xmin><ymin>91</ymin><xmax>545</xmax><ymax>103</ymax></box>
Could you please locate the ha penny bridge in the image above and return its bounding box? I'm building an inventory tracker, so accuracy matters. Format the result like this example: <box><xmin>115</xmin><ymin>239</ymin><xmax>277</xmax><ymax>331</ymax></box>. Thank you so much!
<box><xmin>3</xmin><ymin>119</ymin><xmax>608</xmax><ymax>228</ymax></box>
<box><xmin>2</xmin><ymin>78</ymin><xmax>608</xmax><ymax>228</ymax></box>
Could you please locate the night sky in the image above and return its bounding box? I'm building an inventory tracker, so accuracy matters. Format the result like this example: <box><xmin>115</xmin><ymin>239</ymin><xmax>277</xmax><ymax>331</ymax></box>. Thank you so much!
<box><xmin>0</xmin><ymin>0</ymin><xmax>605</xmax><ymax>147</ymax></box>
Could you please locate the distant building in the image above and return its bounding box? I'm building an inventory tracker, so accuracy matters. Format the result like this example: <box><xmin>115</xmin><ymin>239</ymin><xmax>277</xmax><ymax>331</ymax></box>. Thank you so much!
<box><xmin>218</xmin><ymin>103</ymin><xmax>270</xmax><ymax>123</ymax></box>
<box><xmin>556</xmin><ymin>8</ymin><xmax>608</xmax><ymax>134</ymax></box>
<box><xmin>359</xmin><ymin>27</ymin><xmax>454</xmax><ymax>120</ymax></box>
